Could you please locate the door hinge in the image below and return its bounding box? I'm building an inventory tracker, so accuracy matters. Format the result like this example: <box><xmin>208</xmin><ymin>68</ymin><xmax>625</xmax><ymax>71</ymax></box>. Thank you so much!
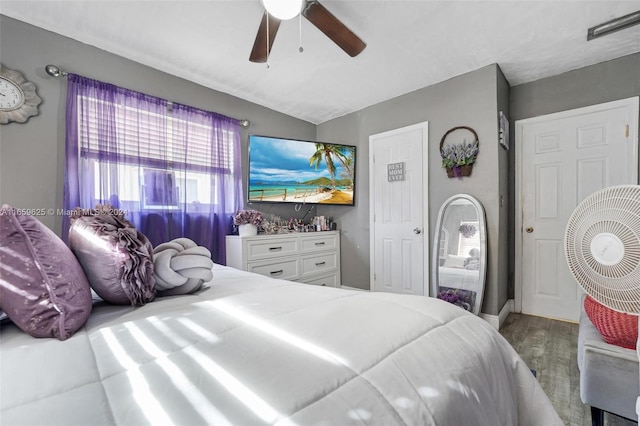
<box><xmin>625</xmin><ymin>124</ymin><xmax>630</xmax><ymax>138</ymax></box>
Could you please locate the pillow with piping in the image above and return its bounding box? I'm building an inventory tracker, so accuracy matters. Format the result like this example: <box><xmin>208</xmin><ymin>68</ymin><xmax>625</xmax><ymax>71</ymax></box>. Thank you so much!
<box><xmin>0</xmin><ymin>205</ymin><xmax>92</xmax><ymax>340</ymax></box>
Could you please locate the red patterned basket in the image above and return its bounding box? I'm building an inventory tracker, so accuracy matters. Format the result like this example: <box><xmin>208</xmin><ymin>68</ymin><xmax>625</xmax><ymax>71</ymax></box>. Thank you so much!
<box><xmin>584</xmin><ymin>295</ymin><xmax>638</xmax><ymax>350</ymax></box>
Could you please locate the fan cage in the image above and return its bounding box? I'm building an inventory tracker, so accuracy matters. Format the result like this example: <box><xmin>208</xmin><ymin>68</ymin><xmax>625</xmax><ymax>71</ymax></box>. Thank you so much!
<box><xmin>564</xmin><ymin>185</ymin><xmax>640</xmax><ymax>314</ymax></box>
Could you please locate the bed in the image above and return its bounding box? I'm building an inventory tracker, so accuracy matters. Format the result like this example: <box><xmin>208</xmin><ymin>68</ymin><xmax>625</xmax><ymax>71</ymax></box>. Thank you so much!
<box><xmin>437</xmin><ymin>266</ymin><xmax>480</xmax><ymax>291</ymax></box>
<box><xmin>1</xmin><ymin>263</ymin><xmax>562</xmax><ymax>425</ymax></box>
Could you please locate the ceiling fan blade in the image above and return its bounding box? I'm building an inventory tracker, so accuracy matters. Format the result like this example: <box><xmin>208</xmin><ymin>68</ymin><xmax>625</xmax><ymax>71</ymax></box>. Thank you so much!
<box><xmin>302</xmin><ymin>0</ymin><xmax>366</xmax><ymax>57</ymax></box>
<box><xmin>249</xmin><ymin>12</ymin><xmax>281</xmax><ymax>63</ymax></box>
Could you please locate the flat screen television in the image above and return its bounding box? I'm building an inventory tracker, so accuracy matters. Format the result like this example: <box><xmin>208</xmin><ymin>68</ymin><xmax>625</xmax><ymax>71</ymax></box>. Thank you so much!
<box><xmin>248</xmin><ymin>134</ymin><xmax>356</xmax><ymax>206</ymax></box>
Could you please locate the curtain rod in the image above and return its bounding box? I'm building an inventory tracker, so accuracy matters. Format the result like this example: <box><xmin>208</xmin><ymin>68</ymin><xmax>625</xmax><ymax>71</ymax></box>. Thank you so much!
<box><xmin>44</xmin><ymin>64</ymin><xmax>251</xmax><ymax>128</ymax></box>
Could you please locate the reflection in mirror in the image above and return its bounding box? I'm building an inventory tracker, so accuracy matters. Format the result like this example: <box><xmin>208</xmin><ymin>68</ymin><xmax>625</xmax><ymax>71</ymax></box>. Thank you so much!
<box><xmin>432</xmin><ymin>194</ymin><xmax>486</xmax><ymax>316</ymax></box>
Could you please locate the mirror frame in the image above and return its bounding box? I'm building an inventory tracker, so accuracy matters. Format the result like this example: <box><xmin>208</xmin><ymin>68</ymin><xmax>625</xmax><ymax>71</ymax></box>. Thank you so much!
<box><xmin>431</xmin><ymin>193</ymin><xmax>487</xmax><ymax>316</ymax></box>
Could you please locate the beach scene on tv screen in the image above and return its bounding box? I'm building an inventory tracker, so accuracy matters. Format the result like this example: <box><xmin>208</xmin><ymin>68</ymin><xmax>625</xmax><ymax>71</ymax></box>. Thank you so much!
<box><xmin>249</xmin><ymin>136</ymin><xmax>355</xmax><ymax>205</ymax></box>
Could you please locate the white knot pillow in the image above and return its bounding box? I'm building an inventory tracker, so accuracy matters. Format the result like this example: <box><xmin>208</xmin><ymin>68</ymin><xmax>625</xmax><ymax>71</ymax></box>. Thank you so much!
<box><xmin>153</xmin><ymin>238</ymin><xmax>214</xmax><ymax>296</ymax></box>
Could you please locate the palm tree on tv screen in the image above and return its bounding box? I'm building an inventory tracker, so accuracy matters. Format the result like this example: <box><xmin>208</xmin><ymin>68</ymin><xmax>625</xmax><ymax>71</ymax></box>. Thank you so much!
<box><xmin>339</xmin><ymin>146</ymin><xmax>355</xmax><ymax>185</ymax></box>
<box><xmin>309</xmin><ymin>143</ymin><xmax>351</xmax><ymax>190</ymax></box>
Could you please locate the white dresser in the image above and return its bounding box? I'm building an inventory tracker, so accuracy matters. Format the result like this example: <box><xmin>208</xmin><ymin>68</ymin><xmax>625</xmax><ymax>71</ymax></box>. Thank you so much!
<box><xmin>225</xmin><ymin>231</ymin><xmax>341</xmax><ymax>287</ymax></box>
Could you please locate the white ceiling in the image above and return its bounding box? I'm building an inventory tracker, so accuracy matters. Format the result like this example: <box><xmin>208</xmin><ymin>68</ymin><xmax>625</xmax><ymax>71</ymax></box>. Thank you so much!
<box><xmin>1</xmin><ymin>1</ymin><xmax>639</xmax><ymax>124</ymax></box>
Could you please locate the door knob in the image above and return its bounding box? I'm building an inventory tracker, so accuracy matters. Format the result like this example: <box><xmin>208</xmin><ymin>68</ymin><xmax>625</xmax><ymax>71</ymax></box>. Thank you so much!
<box><xmin>413</xmin><ymin>228</ymin><xmax>422</xmax><ymax>234</ymax></box>
<box><xmin>526</xmin><ymin>227</ymin><xmax>534</xmax><ymax>233</ymax></box>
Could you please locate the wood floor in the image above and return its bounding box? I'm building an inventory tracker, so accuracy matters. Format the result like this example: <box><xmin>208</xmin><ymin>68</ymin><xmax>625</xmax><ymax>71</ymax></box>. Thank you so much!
<box><xmin>499</xmin><ymin>313</ymin><xmax>637</xmax><ymax>426</ymax></box>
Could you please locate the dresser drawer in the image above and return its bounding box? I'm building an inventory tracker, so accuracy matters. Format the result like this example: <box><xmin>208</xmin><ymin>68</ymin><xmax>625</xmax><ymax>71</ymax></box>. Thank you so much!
<box><xmin>226</xmin><ymin>232</ymin><xmax>340</xmax><ymax>286</ymax></box>
<box><xmin>301</xmin><ymin>252</ymin><xmax>337</xmax><ymax>277</ymax></box>
<box><xmin>246</xmin><ymin>238</ymin><xmax>299</xmax><ymax>261</ymax></box>
<box><xmin>300</xmin><ymin>233</ymin><xmax>338</xmax><ymax>253</ymax></box>
<box><xmin>247</xmin><ymin>258</ymin><xmax>300</xmax><ymax>281</ymax></box>
<box><xmin>300</xmin><ymin>273</ymin><xmax>338</xmax><ymax>287</ymax></box>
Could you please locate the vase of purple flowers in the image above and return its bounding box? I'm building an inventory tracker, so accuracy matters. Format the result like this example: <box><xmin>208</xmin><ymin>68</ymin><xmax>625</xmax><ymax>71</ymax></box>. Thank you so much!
<box><xmin>234</xmin><ymin>209</ymin><xmax>263</xmax><ymax>237</ymax></box>
<box><xmin>437</xmin><ymin>287</ymin><xmax>476</xmax><ymax>312</ymax></box>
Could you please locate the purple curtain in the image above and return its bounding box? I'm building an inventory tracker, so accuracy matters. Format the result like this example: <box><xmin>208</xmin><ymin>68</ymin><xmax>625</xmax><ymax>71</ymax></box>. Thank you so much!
<box><xmin>63</xmin><ymin>74</ymin><xmax>242</xmax><ymax>264</ymax></box>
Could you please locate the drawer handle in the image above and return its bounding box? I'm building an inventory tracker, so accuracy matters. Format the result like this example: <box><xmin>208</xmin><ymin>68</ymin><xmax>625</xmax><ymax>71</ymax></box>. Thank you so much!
<box><xmin>269</xmin><ymin>246</ymin><xmax>283</xmax><ymax>251</ymax></box>
<box><xmin>315</xmin><ymin>242</ymin><xmax>326</xmax><ymax>246</ymax></box>
<box><xmin>270</xmin><ymin>270</ymin><xmax>284</xmax><ymax>275</ymax></box>
<box><xmin>315</xmin><ymin>261</ymin><xmax>326</xmax><ymax>266</ymax></box>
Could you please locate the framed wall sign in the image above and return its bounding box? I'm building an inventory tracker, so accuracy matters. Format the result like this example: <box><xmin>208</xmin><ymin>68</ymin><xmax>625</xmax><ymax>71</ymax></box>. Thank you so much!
<box><xmin>499</xmin><ymin>111</ymin><xmax>509</xmax><ymax>150</ymax></box>
<box><xmin>387</xmin><ymin>162</ymin><xmax>405</xmax><ymax>182</ymax></box>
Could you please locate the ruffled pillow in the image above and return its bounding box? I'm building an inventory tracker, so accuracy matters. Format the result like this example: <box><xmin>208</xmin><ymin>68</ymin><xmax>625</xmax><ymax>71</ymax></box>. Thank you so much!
<box><xmin>0</xmin><ymin>205</ymin><xmax>92</xmax><ymax>339</ymax></box>
<box><xmin>69</xmin><ymin>206</ymin><xmax>155</xmax><ymax>305</ymax></box>
<box><xmin>153</xmin><ymin>238</ymin><xmax>213</xmax><ymax>296</ymax></box>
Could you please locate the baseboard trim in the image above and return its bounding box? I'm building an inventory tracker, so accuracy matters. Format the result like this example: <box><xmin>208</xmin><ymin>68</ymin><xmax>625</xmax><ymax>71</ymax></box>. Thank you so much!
<box><xmin>340</xmin><ymin>285</ymin><xmax>368</xmax><ymax>291</ymax></box>
<box><xmin>480</xmin><ymin>299</ymin><xmax>514</xmax><ymax>330</ymax></box>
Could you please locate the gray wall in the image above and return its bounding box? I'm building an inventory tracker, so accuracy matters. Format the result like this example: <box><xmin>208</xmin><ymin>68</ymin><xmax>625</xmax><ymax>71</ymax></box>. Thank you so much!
<box><xmin>318</xmin><ymin>65</ymin><xmax>505</xmax><ymax>315</ymax></box>
<box><xmin>0</xmin><ymin>15</ymin><xmax>316</xmax><ymax>235</ymax></box>
<box><xmin>511</xmin><ymin>53</ymin><xmax>640</xmax><ymax>121</ymax></box>
<box><xmin>6</xmin><ymin>15</ymin><xmax>593</xmax><ymax>317</ymax></box>
<box><xmin>508</xmin><ymin>53</ymin><xmax>640</xmax><ymax>299</ymax></box>
<box><xmin>496</xmin><ymin>66</ymin><xmax>511</xmax><ymax>310</ymax></box>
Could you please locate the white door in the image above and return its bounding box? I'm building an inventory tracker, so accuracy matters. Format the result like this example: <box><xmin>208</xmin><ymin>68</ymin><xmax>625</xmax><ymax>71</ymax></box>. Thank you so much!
<box><xmin>369</xmin><ymin>122</ymin><xmax>429</xmax><ymax>295</ymax></box>
<box><xmin>516</xmin><ymin>97</ymin><xmax>639</xmax><ymax>322</ymax></box>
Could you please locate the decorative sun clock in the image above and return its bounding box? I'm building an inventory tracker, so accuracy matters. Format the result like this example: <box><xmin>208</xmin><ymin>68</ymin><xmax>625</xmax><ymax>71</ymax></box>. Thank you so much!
<box><xmin>0</xmin><ymin>64</ymin><xmax>42</xmax><ymax>124</ymax></box>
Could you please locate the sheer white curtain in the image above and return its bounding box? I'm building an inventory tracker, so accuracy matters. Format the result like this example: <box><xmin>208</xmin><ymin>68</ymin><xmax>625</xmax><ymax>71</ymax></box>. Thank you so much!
<box><xmin>64</xmin><ymin>74</ymin><xmax>243</xmax><ymax>264</ymax></box>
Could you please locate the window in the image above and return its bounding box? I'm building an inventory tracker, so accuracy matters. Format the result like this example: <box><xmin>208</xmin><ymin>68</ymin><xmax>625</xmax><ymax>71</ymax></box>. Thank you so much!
<box><xmin>78</xmin><ymin>96</ymin><xmax>236</xmax><ymax>211</ymax></box>
<box><xmin>457</xmin><ymin>221</ymin><xmax>480</xmax><ymax>257</ymax></box>
<box><xmin>64</xmin><ymin>73</ymin><xmax>242</xmax><ymax>264</ymax></box>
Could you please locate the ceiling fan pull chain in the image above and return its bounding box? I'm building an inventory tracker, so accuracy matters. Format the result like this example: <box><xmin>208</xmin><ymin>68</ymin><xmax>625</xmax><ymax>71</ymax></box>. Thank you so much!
<box><xmin>298</xmin><ymin>12</ymin><xmax>304</xmax><ymax>53</ymax></box>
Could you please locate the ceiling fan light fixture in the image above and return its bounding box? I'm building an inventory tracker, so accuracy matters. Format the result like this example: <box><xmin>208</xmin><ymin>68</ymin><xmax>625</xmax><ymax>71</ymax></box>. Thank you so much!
<box><xmin>261</xmin><ymin>0</ymin><xmax>304</xmax><ymax>20</ymax></box>
<box><xmin>587</xmin><ymin>9</ymin><xmax>640</xmax><ymax>40</ymax></box>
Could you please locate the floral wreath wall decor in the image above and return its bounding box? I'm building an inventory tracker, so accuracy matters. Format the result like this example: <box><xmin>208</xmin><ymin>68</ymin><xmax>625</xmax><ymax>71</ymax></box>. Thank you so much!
<box><xmin>440</xmin><ymin>126</ymin><xmax>479</xmax><ymax>178</ymax></box>
<box><xmin>459</xmin><ymin>223</ymin><xmax>477</xmax><ymax>238</ymax></box>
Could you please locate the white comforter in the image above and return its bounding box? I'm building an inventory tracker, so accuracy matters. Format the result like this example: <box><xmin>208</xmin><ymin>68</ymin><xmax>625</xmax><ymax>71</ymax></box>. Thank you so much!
<box><xmin>438</xmin><ymin>266</ymin><xmax>480</xmax><ymax>291</ymax></box>
<box><xmin>1</xmin><ymin>264</ymin><xmax>561</xmax><ymax>425</ymax></box>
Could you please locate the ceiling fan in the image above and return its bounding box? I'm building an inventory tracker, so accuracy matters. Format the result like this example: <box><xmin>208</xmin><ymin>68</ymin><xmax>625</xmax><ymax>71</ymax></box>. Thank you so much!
<box><xmin>249</xmin><ymin>0</ymin><xmax>366</xmax><ymax>63</ymax></box>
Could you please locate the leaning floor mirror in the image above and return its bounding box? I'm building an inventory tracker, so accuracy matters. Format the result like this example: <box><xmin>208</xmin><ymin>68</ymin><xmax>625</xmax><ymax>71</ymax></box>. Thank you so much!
<box><xmin>432</xmin><ymin>194</ymin><xmax>487</xmax><ymax>316</ymax></box>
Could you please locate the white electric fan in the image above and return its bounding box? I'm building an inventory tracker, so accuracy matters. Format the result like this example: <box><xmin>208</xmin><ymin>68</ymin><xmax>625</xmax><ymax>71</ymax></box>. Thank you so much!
<box><xmin>564</xmin><ymin>185</ymin><xmax>640</xmax><ymax>314</ymax></box>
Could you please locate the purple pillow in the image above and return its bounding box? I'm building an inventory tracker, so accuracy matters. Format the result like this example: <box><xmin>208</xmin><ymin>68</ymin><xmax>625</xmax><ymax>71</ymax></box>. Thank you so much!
<box><xmin>0</xmin><ymin>205</ymin><xmax>92</xmax><ymax>340</ymax></box>
<box><xmin>68</xmin><ymin>208</ymin><xmax>155</xmax><ymax>305</ymax></box>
